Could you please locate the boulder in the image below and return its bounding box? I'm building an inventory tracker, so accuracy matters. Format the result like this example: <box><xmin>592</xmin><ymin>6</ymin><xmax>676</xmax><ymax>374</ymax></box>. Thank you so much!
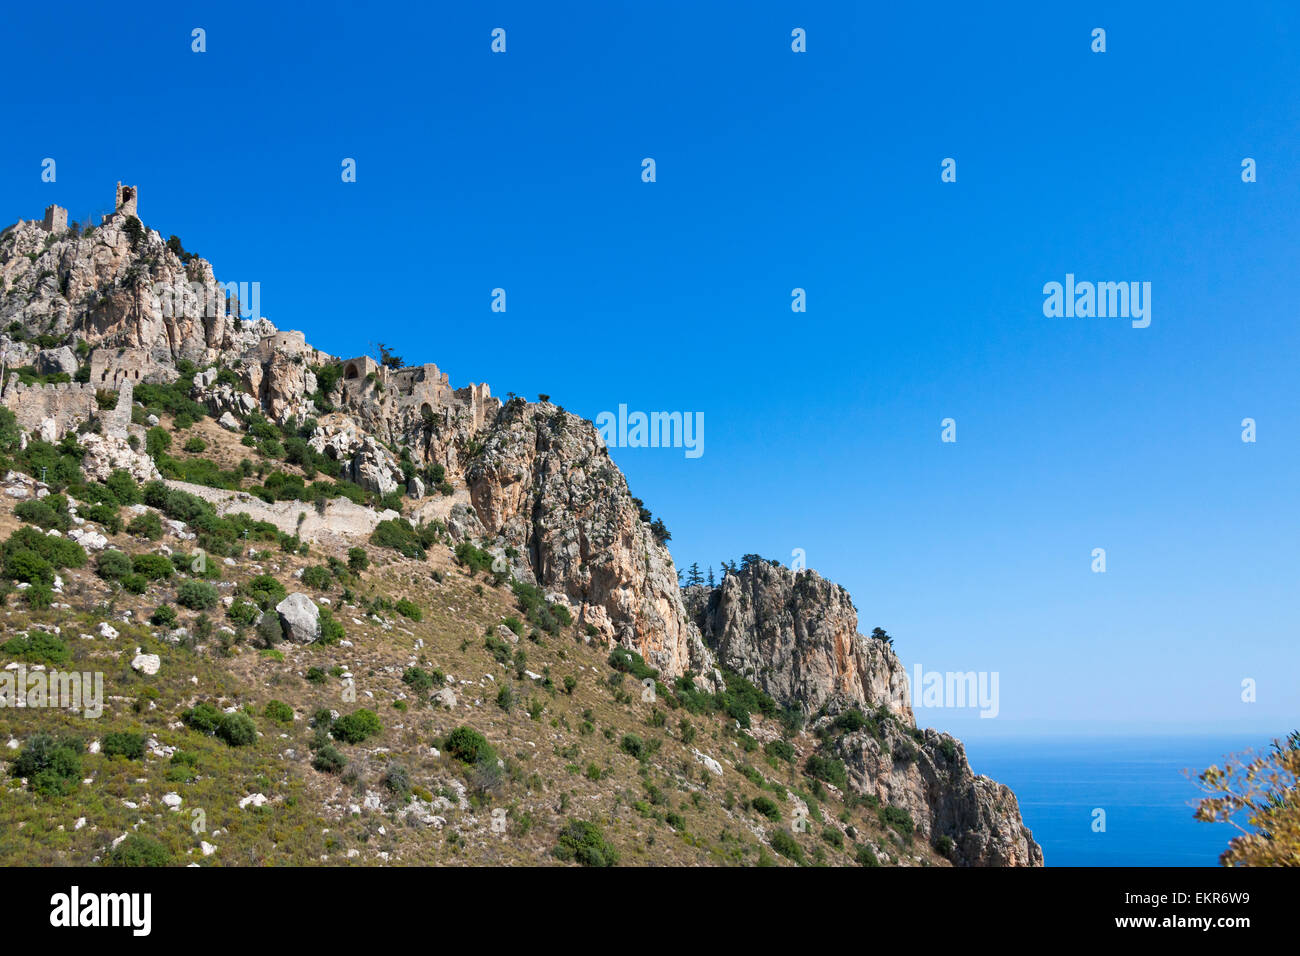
<box><xmin>35</xmin><ymin>346</ymin><xmax>79</xmax><ymax>376</ymax></box>
<box><xmin>275</xmin><ymin>592</ymin><xmax>320</xmax><ymax>644</ymax></box>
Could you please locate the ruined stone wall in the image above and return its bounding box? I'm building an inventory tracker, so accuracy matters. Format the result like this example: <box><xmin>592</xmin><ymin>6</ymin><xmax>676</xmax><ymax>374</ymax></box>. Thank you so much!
<box><xmin>89</xmin><ymin>347</ymin><xmax>177</xmax><ymax>387</ymax></box>
<box><xmin>1</xmin><ymin>378</ymin><xmax>98</xmax><ymax>442</ymax></box>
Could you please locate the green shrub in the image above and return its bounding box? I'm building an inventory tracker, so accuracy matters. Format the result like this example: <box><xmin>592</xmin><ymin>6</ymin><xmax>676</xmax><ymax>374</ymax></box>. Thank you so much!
<box><xmin>371</xmin><ymin>519</ymin><xmax>426</xmax><ymax>560</ymax></box>
<box><xmin>771</xmin><ymin>829</ymin><xmax>804</xmax><ymax>864</ymax></box>
<box><xmin>145</xmin><ymin>426</ymin><xmax>172</xmax><ymax>457</ymax></box>
<box><xmin>856</xmin><ymin>843</ymin><xmax>880</xmax><ymax>867</ymax></box>
<box><xmin>0</xmin><ymin>632</ymin><xmax>70</xmax><ymax>666</ymax></box>
<box><xmin>347</xmin><ymin>547</ymin><xmax>368</xmax><ymax>571</ymax></box>
<box><xmin>243</xmin><ymin>573</ymin><xmax>287</xmax><ymax>609</ymax></box>
<box><xmin>132</xmin><ymin>552</ymin><xmax>173</xmax><ymax>580</ymax></box>
<box><xmin>878</xmin><ymin>805</ymin><xmax>915</xmax><ymax>836</ymax></box>
<box><xmin>444</xmin><ymin>726</ymin><xmax>494</xmax><ymax>764</ymax></box>
<box><xmin>95</xmin><ymin>549</ymin><xmax>133</xmax><ymax>581</ymax></box>
<box><xmin>332</xmin><ymin>708</ymin><xmax>382</xmax><ymax>744</ymax></box>
<box><xmin>216</xmin><ymin>711</ymin><xmax>257</xmax><ymax>747</ymax></box>
<box><xmin>312</xmin><ymin>743</ymin><xmax>346</xmax><ymax>774</ymax></box>
<box><xmin>751</xmin><ymin>796</ymin><xmax>781</xmax><ymax>821</ymax></box>
<box><xmin>765</xmin><ymin>739</ymin><xmax>796</xmax><ymax>763</ymax></box>
<box><xmin>264</xmin><ymin>699</ymin><xmax>294</xmax><ymax>723</ymax></box>
<box><xmin>106</xmin><ymin>469</ymin><xmax>142</xmax><ymax>504</ymax></box>
<box><xmin>121</xmin><ymin>573</ymin><xmax>148</xmax><ymax>594</ymax></box>
<box><xmin>11</xmin><ymin>733</ymin><xmax>82</xmax><ymax>796</ymax></box>
<box><xmin>183</xmin><ymin>436</ymin><xmax>207</xmax><ymax>453</ymax></box>
<box><xmin>176</xmin><ymin>580</ymin><xmax>219</xmax><ymax>610</ymax></box>
<box><xmin>14</xmin><ymin>498</ymin><xmax>69</xmax><ymax>531</ymax></box>
<box><xmin>227</xmin><ymin>600</ymin><xmax>259</xmax><ymax>626</ymax></box>
<box><xmin>102</xmin><ymin>731</ymin><xmax>147</xmax><ymax>760</ymax></box>
<box><xmin>804</xmin><ymin>754</ymin><xmax>848</xmax><ymax>788</ymax></box>
<box><xmin>127</xmin><ymin>512</ymin><xmax>164</xmax><ymax>542</ymax></box>
<box><xmin>182</xmin><ymin>702</ymin><xmax>224</xmax><ymax>735</ymax></box>
<box><xmin>394</xmin><ymin>598</ymin><xmax>422</xmax><ymax>621</ymax></box>
<box><xmin>619</xmin><ymin>734</ymin><xmax>646</xmax><ymax>760</ymax></box>
<box><xmin>552</xmin><ymin>819</ymin><xmax>618</xmax><ymax>867</ymax></box>
<box><xmin>106</xmin><ymin>835</ymin><xmax>172</xmax><ymax>867</ymax></box>
<box><xmin>149</xmin><ymin>604</ymin><xmax>178</xmax><ymax>627</ymax></box>
<box><xmin>301</xmin><ymin>565</ymin><xmax>331</xmax><ymax>589</ymax></box>
<box><xmin>402</xmin><ymin>667</ymin><xmax>434</xmax><ymax>694</ymax></box>
<box><xmin>608</xmin><ymin>646</ymin><xmax>658</xmax><ymax>681</ymax></box>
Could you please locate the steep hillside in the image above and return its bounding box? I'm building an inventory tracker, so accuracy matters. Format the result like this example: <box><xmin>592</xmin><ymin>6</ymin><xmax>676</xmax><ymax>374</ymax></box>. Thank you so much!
<box><xmin>0</xmin><ymin>187</ymin><xmax>1040</xmax><ymax>866</ymax></box>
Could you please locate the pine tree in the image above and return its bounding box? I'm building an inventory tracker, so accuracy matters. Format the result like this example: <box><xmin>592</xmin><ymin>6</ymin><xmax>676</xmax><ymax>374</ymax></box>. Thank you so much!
<box><xmin>707</xmin><ymin>566</ymin><xmax>716</xmax><ymax>587</ymax></box>
<box><xmin>686</xmin><ymin>562</ymin><xmax>703</xmax><ymax>587</ymax></box>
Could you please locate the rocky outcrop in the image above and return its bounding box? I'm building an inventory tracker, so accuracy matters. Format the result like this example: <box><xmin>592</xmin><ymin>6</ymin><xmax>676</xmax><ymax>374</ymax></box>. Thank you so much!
<box><xmin>696</xmin><ymin>562</ymin><xmax>911</xmax><ymax>720</ymax></box>
<box><xmin>466</xmin><ymin>399</ymin><xmax>712</xmax><ymax>681</ymax></box>
<box><xmin>79</xmin><ymin>432</ymin><xmax>161</xmax><ymax>483</ymax></box>
<box><xmin>692</xmin><ymin>562</ymin><xmax>1041</xmax><ymax>867</ymax></box>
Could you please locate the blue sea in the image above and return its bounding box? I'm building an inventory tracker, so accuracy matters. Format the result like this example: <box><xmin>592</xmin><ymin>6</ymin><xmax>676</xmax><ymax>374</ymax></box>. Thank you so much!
<box><xmin>961</xmin><ymin>735</ymin><xmax>1276</xmax><ymax>866</ymax></box>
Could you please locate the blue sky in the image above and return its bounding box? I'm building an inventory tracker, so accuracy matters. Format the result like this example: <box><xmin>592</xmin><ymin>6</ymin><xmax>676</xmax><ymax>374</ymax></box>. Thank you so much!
<box><xmin>3</xmin><ymin>2</ymin><xmax>1297</xmax><ymax>738</ymax></box>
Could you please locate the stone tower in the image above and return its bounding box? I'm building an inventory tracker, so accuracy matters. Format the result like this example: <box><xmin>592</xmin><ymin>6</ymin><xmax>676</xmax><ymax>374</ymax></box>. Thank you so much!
<box><xmin>41</xmin><ymin>204</ymin><xmax>68</xmax><ymax>233</ymax></box>
<box><xmin>115</xmin><ymin>182</ymin><xmax>138</xmax><ymax>218</ymax></box>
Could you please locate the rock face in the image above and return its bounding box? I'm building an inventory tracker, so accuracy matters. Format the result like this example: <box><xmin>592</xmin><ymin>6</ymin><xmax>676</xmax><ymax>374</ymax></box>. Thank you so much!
<box><xmin>696</xmin><ymin>561</ymin><xmax>911</xmax><ymax>720</ymax></box>
<box><xmin>80</xmin><ymin>433</ymin><xmax>161</xmax><ymax>483</ymax></box>
<box><xmin>275</xmin><ymin>593</ymin><xmax>320</xmax><ymax>644</ymax></box>
<box><xmin>692</xmin><ymin>561</ymin><xmax>1042</xmax><ymax>867</ymax></box>
<box><xmin>466</xmin><ymin>399</ymin><xmax>712</xmax><ymax>681</ymax></box>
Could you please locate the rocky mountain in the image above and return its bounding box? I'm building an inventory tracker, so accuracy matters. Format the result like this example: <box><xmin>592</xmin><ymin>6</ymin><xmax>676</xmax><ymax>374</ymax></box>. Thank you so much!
<box><xmin>689</xmin><ymin>561</ymin><xmax>1042</xmax><ymax>866</ymax></box>
<box><xmin>0</xmin><ymin>186</ymin><xmax>1040</xmax><ymax>866</ymax></box>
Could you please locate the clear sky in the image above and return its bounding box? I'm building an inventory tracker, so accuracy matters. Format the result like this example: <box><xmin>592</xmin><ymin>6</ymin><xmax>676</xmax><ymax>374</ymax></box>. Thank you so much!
<box><xmin>3</xmin><ymin>2</ymin><xmax>1296</xmax><ymax>738</ymax></box>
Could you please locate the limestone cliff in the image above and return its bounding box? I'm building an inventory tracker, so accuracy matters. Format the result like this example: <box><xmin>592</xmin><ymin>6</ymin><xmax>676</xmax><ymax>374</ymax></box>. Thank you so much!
<box><xmin>465</xmin><ymin>398</ymin><xmax>713</xmax><ymax>680</ymax></box>
<box><xmin>691</xmin><ymin>562</ymin><xmax>1043</xmax><ymax>867</ymax></box>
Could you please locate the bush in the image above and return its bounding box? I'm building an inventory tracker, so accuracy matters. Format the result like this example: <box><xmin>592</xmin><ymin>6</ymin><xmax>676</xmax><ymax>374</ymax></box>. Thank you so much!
<box><xmin>301</xmin><ymin>565</ymin><xmax>331</xmax><ymax>589</ymax></box>
<box><xmin>106</xmin><ymin>469</ymin><xmax>142</xmax><ymax>505</ymax></box>
<box><xmin>765</xmin><ymin>739</ymin><xmax>795</xmax><ymax>763</ymax></box>
<box><xmin>619</xmin><ymin>734</ymin><xmax>646</xmax><ymax>760</ymax></box>
<box><xmin>332</xmin><ymin>708</ymin><xmax>381</xmax><ymax>744</ymax></box>
<box><xmin>319</xmin><ymin>606</ymin><xmax>345</xmax><ymax>644</ymax></box>
<box><xmin>804</xmin><ymin>754</ymin><xmax>848</xmax><ymax>788</ymax></box>
<box><xmin>183</xmin><ymin>436</ymin><xmax>207</xmax><ymax>453</ymax></box>
<box><xmin>4</xmin><ymin>549</ymin><xmax>53</xmax><ymax>585</ymax></box>
<box><xmin>771</xmin><ymin>829</ymin><xmax>804</xmax><ymax>864</ymax></box>
<box><xmin>552</xmin><ymin>820</ymin><xmax>618</xmax><ymax>867</ymax></box>
<box><xmin>145</xmin><ymin>426</ymin><xmax>171</xmax><ymax>457</ymax></box>
<box><xmin>444</xmin><ymin>726</ymin><xmax>494</xmax><ymax>764</ymax></box>
<box><xmin>402</xmin><ymin>667</ymin><xmax>434</xmax><ymax>694</ymax></box>
<box><xmin>1</xmin><ymin>632</ymin><xmax>70</xmax><ymax>666</ymax></box>
<box><xmin>14</xmin><ymin>498</ymin><xmax>68</xmax><ymax>531</ymax></box>
<box><xmin>312</xmin><ymin>743</ymin><xmax>346</xmax><ymax>774</ymax></box>
<box><xmin>347</xmin><ymin>547</ymin><xmax>368</xmax><ymax>571</ymax></box>
<box><xmin>127</xmin><ymin>511</ymin><xmax>164</xmax><ymax>540</ymax></box>
<box><xmin>227</xmin><ymin>600</ymin><xmax>259</xmax><ymax>626</ymax></box>
<box><xmin>216</xmin><ymin>711</ymin><xmax>257</xmax><ymax>747</ymax></box>
<box><xmin>934</xmin><ymin>834</ymin><xmax>954</xmax><ymax>858</ymax></box>
<box><xmin>382</xmin><ymin>762</ymin><xmax>411</xmax><ymax>796</ymax></box>
<box><xmin>132</xmin><ymin>552</ymin><xmax>173</xmax><ymax>580</ymax></box>
<box><xmin>11</xmin><ymin>733</ymin><xmax>82</xmax><ymax>796</ymax></box>
<box><xmin>102</xmin><ymin>731</ymin><xmax>147</xmax><ymax>760</ymax></box>
<box><xmin>394</xmin><ymin>598</ymin><xmax>422</xmax><ymax>621</ymax></box>
<box><xmin>371</xmin><ymin>519</ymin><xmax>426</xmax><ymax>560</ymax></box>
<box><xmin>121</xmin><ymin>573</ymin><xmax>148</xmax><ymax>594</ymax></box>
<box><xmin>878</xmin><ymin>805</ymin><xmax>915</xmax><ymax>837</ymax></box>
<box><xmin>106</xmin><ymin>835</ymin><xmax>172</xmax><ymax>867</ymax></box>
<box><xmin>244</xmin><ymin>573</ymin><xmax>287</xmax><ymax>609</ymax></box>
<box><xmin>264</xmin><ymin>699</ymin><xmax>294</xmax><ymax>723</ymax></box>
<box><xmin>856</xmin><ymin>844</ymin><xmax>880</xmax><ymax>867</ymax></box>
<box><xmin>95</xmin><ymin>549</ymin><xmax>133</xmax><ymax>581</ymax></box>
<box><xmin>149</xmin><ymin>604</ymin><xmax>178</xmax><ymax>627</ymax></box>
<box><xmin>176</xmin><ymin>580</ymin><xmax>219</xmax><ymax>610</ymax></box>
<box><xmin>608</xmin><ymin>646</ymin><xmax>658</xmax><ymax>681</ymax></box>
<box><xmin>751</xmin><ymin>795</ymin><xmax>781</xmax><ymax>821</ymax></box>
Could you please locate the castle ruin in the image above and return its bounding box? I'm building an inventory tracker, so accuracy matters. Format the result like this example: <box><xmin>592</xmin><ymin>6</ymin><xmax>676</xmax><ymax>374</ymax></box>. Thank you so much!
<box><xmin>338</xmin><ymin>356</ymin><xmax>496</xmax><ymax>431</ymax></box>
<box><xmin>0</xmin><ymin>376</ymin><xmax>133</xmax><ymax>443</ymax></box>
<box><xmin>89</xmin><ymin>347</ymin><xmax>178</xmax><ymax>387</ymax></box>
<box><xmin>41</xmin><ymin>204</ymin><xmax>68</xmax><ymax>234</ymax></box>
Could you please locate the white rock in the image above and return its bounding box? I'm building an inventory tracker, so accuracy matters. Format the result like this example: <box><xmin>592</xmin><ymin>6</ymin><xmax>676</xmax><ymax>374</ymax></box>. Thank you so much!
<box><xmin>238</xmin><ymin>793</ymin><xmax>268</xmax><ymax>809</ymax></box>
<box><xmin>131</xmin><ymin>653</ymin><xmax>160</xmax><ymax>676</ymax></box>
